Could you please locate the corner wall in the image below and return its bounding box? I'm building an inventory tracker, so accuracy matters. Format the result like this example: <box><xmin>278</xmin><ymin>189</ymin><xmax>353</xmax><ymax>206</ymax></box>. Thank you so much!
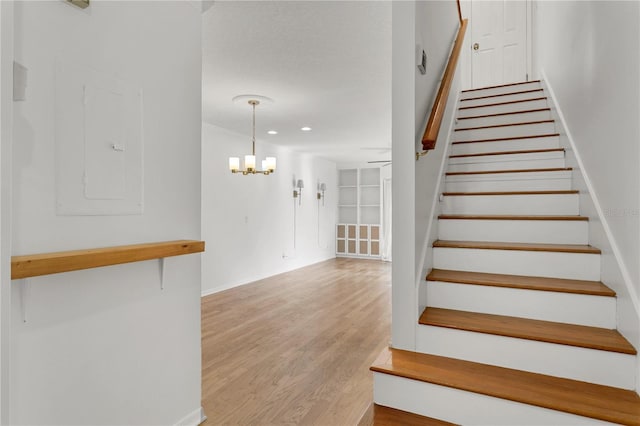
<box><xmin>535</xmin><ymin>0</ymin><xmax>640</xmax><ymax>388</ymax></box>
<box><xmin>11</xmin><ymin>2</ymin><xmax>202</xmax><ymax>424</ymax></box>
<box><xmin>201</xmin><ymin>123</ymin><xmax>336</xmax><ymax>296</ymax></box>
<box><xmin>391</xmin><ymin>0</ymin><xmax>460</xmax><ymax>350</ymax></box>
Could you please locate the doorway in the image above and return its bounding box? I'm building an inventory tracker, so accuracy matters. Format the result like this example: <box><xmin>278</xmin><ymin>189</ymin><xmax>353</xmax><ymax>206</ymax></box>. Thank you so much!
<box><xmin>463</xmin><ymin>0</ymin><xmax>532</xmax><ymax>89</ymax></box>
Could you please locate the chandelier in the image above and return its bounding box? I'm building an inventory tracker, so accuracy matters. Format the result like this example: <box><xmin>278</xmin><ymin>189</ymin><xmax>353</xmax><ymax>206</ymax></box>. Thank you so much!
<box><xmin>229</xmin><ymin>99</ymin><xmax>276</xmax><ymax>175</ymax></box>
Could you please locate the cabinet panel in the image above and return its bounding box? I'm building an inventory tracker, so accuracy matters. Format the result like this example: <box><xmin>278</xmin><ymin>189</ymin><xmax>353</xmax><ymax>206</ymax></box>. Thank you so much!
<box><xmin>371</xmin><ymin>226</ymin><xmax>380</xmax><ymax>240</ymax></box>
<box><xmin>348</xmin><ymin>225</ymin><xmax>357</xmax><ymax>239</ymax></box>
<box><xmin>359</xmin><ymin>241</ymin><xmax>369</xmax><ymax>255</ymax></box>
<box><xmin>348</xmin><ymin>240</ymin><xmax>357</xmax><ymax>254</ymax></box>
<box><xmin>371</xmin><ymin>241</ymin><xmax>380</xmax><ymax>256</ymax></box>
<box><xmin>359</xmin><ymin>226</ymin><xmax>368</xmax><ymax>239</ymax></box>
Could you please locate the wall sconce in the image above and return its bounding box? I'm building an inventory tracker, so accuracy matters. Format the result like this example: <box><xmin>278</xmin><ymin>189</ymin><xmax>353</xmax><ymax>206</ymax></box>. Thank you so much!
<box><xmin>317</xmin><ymin>182</ymin><xmax>326</xmax><ymax>206</ymax></box>
<box><xmin>293</xmin><ymin>179</ymin><xmax>304</xmax><ymax>205</ymax></box>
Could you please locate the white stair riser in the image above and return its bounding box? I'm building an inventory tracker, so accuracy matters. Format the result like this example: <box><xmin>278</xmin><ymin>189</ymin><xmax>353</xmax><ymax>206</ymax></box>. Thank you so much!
<box><xmin>447</xmin><ymin>157</ymin><xmax>565</xmax><ymax>173</ymax></box>
<box><xmin>438</xmin><ymin>219</ymin><xmax>588</xmax><ymax>244</ymax></box>
<box><xmin>416</xmin><ymin>326</ymin><xmax>635</xmax><ymax>389</ymax></box>
<box><xmin>454</xmin><ymin>122</ymin><xmax>556</xmax><ymax>142</ymax></box>
<box><xmin>451</xmin><ymin>136</ymin><xmax>560</xmax><ymax>155</ymax></box>
<box><xmin>445</xmin><ymin>177</ymin><xmax>572</xmax><ymax>192</ymax></box>
<box><xmin>426</xmin><ymin>282</ymin><xmax>615</xmax><ymax>328</ymax></box>
<box><xmin>373</xmin><ymin>373</ymin><xmax>616</xmax><ymax>425</ymax></box>
<box><xmin>456</xmin><ymin>109</ymin><xmax>552</xmax><ymax>128</ymax></box>
<box><xmin>459</xmin><ymin>90</ymin><xmax>545</xmax><ymax>108</ymax></box>
<box><xmin>458</xmin><ymin>98</ymin><xmax>548</xmax><ymax>118</ymax></box>
<box><xmin>433</xmin><ymin>247</ymin><xmax>600</xmax><ymax>281</ymax></box>
<box><xmin>450</xmin><ymin>149</ymin><xmax>564</xmax><ymax>165</ymax></box>
<box><xmin>460</xmin><ymin>82</ymin><xmax>543</xmax><ymax>100</ymax></box>
<box><xmin>441</xmin><ymin>193</ymin><xmax>579</xmax><ymax>215</ymax></box>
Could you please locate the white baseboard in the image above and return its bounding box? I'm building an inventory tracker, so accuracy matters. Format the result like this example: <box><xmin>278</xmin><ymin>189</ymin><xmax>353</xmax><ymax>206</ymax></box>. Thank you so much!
<box><xmin>541</xmin><ymin>69</ymin><xmax>640</xmax><ymax>326</ymax></box>
<box><xmin>174</xmin><ymin>406</ymin><xmax>206</xmax><ymax>426</ymax></box>
<box><xmin>201</xmin><ymin>256</ymin><xmax>337</xmax><ymax>298</ymax></box>
<box><xmin>541</xmin><ymin>69</ymin><xmax>640</xmax><ymax>390</ymax></box>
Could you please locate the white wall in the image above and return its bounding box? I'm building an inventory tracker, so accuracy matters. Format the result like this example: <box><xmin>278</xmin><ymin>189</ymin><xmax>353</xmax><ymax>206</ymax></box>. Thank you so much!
<box><xmin>535</xmin><ymin>0</ymin><xmax>640</xmax><ymax>387</ymax></box>
<box><xmin>201</xmin><ymin>123</ymin><xmax>336</xmax><ymax>296</ymax></box>
<box><xmin>415</xmin><ymin>0</ymin><xmax>460</xmax><ymax>280</ymax></box>
<box><xmin>391</xmin><ymin>0</ymin><xmax>460</xmax><ymax>350</ymax></box>
<box><xmin>11</xmin><ymin>1</ymin><xmax>202</xmax><ymax>424</ymax></box>
<box><xmin>0</xmin><ymin>2</ymin><xmax>14</xmax><ymax>423</ymax></box>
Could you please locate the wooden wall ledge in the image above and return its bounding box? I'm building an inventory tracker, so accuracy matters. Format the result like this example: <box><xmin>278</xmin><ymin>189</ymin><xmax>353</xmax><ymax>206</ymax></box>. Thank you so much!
<box><xmin>11</xmin><ymin>240</ymin><xmax>205</xmax><ymax>280</ymax></box>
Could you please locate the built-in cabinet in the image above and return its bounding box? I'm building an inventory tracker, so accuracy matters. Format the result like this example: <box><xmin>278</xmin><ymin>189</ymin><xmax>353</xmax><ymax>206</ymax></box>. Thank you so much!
<box><xmin>336</xmin><ymin>168</ymin><xmax>381</xmax><ymax>258</ymax></box>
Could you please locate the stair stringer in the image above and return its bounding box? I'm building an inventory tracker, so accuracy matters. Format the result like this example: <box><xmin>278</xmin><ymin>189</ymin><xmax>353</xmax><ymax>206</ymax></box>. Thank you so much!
<box><xmin>416</xmin><ymin>70</ymin><xmax>463</xmax><ymax>324</ymax></box>
<box><xmin>541</xmin><ymin>73</ymin><xmax>640</xmax><ymax>391</ymax></box>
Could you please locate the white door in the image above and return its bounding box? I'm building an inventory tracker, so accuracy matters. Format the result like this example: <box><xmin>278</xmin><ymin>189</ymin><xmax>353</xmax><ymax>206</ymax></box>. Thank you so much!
<box><xmin>471</xmin><ymin>0</ymin><xmax>528</xmax><ymax>89</ymax></box>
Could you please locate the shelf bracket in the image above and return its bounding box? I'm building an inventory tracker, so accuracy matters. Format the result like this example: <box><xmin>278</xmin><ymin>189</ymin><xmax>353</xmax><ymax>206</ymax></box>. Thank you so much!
<box><xmin>20</xmin><ymin>279</ymin><xmax>30</xmax><ymax>323</ymax></box>
<box><xmin>159</xmin><ymin>258</ymin><xmax>166</xmax><ymax>290</ymax></box>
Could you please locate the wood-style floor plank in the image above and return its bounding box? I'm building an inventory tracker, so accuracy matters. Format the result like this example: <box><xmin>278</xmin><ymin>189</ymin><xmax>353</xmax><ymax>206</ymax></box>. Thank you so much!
<box><xmin>358</xmin><ymin>404</ymin><xmax>458</xmax><ymax>426</ymax></box>
<box><xmin>426</xmin><ymin>269</ymin><xmax>615</xmax><ymax>296</ymax></box>
<box><xmin>371</xmin><ymin>348</ymin><xmax>640</xmax><ymax>426</ymax></box>
<box><xmin>201</xmin><ymin>258</ymin><xmax>391</xmax><ymax>425</ymax></box>
<box><xmin>433</xmin><ymin>240</ymin><xmax>601</xmax><ymax>254</ymax></box>
<box><xmin>419</xmin><ymin>307</ymin><xmax>636</xmax><ymax>354</ymax></box>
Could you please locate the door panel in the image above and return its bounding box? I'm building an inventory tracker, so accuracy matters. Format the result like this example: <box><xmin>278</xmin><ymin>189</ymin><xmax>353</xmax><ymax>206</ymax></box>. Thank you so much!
<box><xmin>471</xmin><ymin>0</ymin><xmax>528</xmax><ymax>88</ymax></box>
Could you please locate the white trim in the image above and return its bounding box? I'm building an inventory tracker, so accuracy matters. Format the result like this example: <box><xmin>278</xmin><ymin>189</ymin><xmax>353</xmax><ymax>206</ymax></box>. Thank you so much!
<box><xmin>418</xmin><ymin>89</ymin><xmax>460</xmax><ymax>282</ymax></box>
<box><xmin>0</xmin><ymin>2</ymin><xmax>14</xmax><ymax>423</ymax></box>
<box><xmin>541</xmin><ymin>68</ymin><xmax>640</xmax><ymax>330</ymax></box>
<box><xmin>173</xmin><ymin>406</ymin><xmax>206</xmax><ymax>426</ymax></box>
<box><xmin>201</xmin><ymin>258</ymin><xmax>335</xmax><ymax>298</ymax></box>
<box><xmin>526</xmin><ymin>0</ymin><xmax>533</xmax><ymax>81</ymax></box>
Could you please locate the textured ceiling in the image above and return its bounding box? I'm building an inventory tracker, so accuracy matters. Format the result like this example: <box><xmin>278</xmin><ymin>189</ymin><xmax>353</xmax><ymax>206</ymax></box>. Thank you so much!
<box><xmin>202</xmin><ymin>1</ymin><xmax>392</xmax><ymax>164</ymax></box>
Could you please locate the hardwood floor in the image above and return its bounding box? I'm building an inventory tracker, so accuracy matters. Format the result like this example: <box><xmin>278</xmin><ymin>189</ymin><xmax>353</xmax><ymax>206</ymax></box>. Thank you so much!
<box><xmin>201</xmin><ymin>258</ymin><xmax>391</xmax><ymax>425</ymax></box>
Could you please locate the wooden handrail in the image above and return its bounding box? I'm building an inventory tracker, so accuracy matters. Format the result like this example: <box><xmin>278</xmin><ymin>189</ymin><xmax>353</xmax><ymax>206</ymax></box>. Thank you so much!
<box><xmin>11</xmin><ymin>240</ymin><xmax>205</xmax><ymax>279</ymax></box>
<box><xmin>421</xmin><ymin>18</ymin><xmax>468</xmax><ymax>152</ymax></box>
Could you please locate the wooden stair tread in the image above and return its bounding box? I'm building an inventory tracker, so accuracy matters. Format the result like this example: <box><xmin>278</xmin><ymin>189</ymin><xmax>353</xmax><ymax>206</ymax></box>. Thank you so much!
<box><xmin>455</xmin><ymin>119</ymin><xmax>554</xmax><ymax>132</ymax></box>
<box><xmin>460</xmin><ymin>88</ymin><xmax>544</xmax><ymax>102</ymax></box>
<box><xmin>433</xmin><ymin>240</ymin><xmax>601</xmax><ymax>254</ymax></box>
<box><xmin>452</xmin><ymin>133</ymin><xmax>560</xmax><ymax>144</ymax></box>
<box><xmin>438</xmin><ymin>214</ymin><xmax>588</xmax><ymax>221</ymax></box>
<box><xmin>371</xmin><ymin>347</ymin><xmax>640</xmax><ymax>425</ymax></box>
<box><xmin>426</xmin><ymin>268</ymin><xmax>615</xmax><ymax>296</ymax></box>
<box><xmin>457</xmin><ymin>107</ymin><xmax>551</xmax><ymax>121</ymax></box>
<box><xmin>446</xmin><ymin>167</ymin><xmax>571</xmax><ymax>176</ymax></box>
<box><xmin>449</xmin><ymin>148</ymin><xmax>564</xmax><ymax>158</ymax></box>
<box><xmin>461</xmin><ymin>80</ymin><xmax>541</xmax><ymax>93</ymax></box>
<box><xmin>443</xmin><ymin>190</ymin><xmax>578</xmax><ymax>196</ymax></box>
<box><xmin>419</xmin><ymin>308</ymin><xmax>636</xmax><ymax>355</ymax></box>
<box><xmin>459</xmin><ymin>97</ymin><xmax>547</xmax><ymax>110</ymax></box>
<box><xmin>358</xmin><ymin>403</ymin><xmax>458</xmax><ymax>426</ymax></box>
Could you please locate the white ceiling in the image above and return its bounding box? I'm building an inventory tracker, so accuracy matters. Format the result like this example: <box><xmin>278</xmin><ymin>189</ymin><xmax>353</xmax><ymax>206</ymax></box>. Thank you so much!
<box><xmin>202</xmin><ymin>1</ymin><xmax>392</xmax><ymax>164</ymax></box>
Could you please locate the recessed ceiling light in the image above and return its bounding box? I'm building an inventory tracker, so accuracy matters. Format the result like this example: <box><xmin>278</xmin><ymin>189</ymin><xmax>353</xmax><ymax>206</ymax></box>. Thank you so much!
<box><xmin>301</xmin><ymin>126</ymin><xmax>312</xmax><ymax>132</ymax></box>
<box><xmin>267</xmin><ymin>130</ymin><xmax>278</xmax><ymax>135</ymax></box>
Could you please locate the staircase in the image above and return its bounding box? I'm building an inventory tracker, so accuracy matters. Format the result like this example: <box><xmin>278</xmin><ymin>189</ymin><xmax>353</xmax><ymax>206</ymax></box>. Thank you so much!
<box><xmin>371</xmin><ymin>81</ymin><xmax>640</xmax><ymax>425</ymax></box>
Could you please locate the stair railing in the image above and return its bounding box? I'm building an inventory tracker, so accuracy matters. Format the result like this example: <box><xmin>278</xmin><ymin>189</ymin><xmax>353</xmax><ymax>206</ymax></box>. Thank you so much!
<box><xmin>417</xmin><ymin>6</ymin><xmax>467</xmax><ymax>159</ymax></box>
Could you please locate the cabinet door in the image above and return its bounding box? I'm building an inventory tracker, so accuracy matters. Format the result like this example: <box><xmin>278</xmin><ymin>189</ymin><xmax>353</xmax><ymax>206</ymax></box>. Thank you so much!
<box><xmin>348</xmin><ymin>240</ymin><xmax>357</xmax><ymax>254</ymax></box>
<box><xmin>371</xmin><ymin>241</ymin><xmax>380</xmax><ymax>256</ymax></box>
